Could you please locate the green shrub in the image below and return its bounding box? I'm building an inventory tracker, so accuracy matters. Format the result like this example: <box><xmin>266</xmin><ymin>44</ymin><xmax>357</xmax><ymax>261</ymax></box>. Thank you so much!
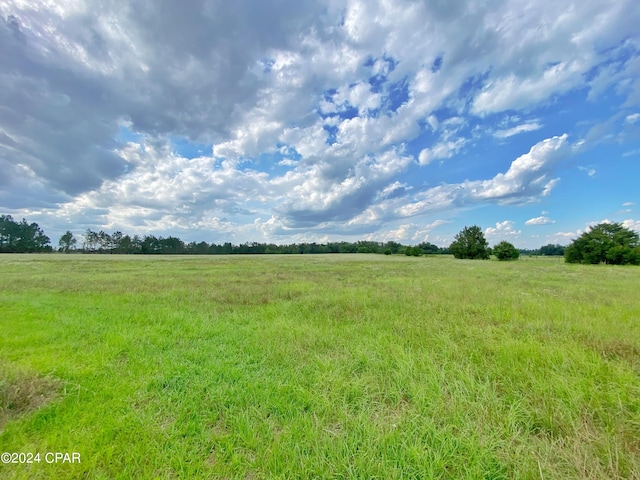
<box><xmin>493</xmin><ymin>241</ymin><xmax>520</xmax><ymax>261</ymax></box>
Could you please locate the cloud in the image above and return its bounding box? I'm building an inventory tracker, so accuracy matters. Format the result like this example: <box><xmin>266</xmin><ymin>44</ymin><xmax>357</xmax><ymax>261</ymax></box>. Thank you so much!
<box><xmin>485</xmin><ymin>221</ymin><xmax>521</xmax><ymax>242</ymax></box>
<box><xmin>418</xmin><ymin>138</ymin><xmax>466</xmax><ymax>165</ymax></box>
<box><xmin>525</xmin><ymin>216</ymin><xmax>556</xmax><ymax>225</ymax></box>
<box><xmin>278</xmin><ymin>158</ymin><xmax>298</xmax><ymax>167</ymax></box>
<box><xmin>412</xmin><ymin>219</ymin><xmax>451</xmax><ymax>242</ymax></box>
<box><xmin>578</xmin><ymin>166</ymin><xmax>597</xmax><ymax>177</ymax></box>
<box><xmin>545</xmin><ymin>230</ymin><xmax>581</xmax><ymax>244</ymax></box>
<box><xmin>1</xmin><ymin>1</ymin><xmax>638</xmax><ymax>244</ymax></box>
<box><xmin>473</xmin><ymin>135</ymin><xmax>570</xmax><ymax>201</ymax></box>
<box><xmin>0</xmin><ymin>0</ymin><xmax>327</xmax><ymax>201</ymax></box>
<box><xmin>368</xmin><ymin>218</ymin><xmax>450</xmax><ymax>244</ymax></box>
<box><xmin>54</xmin><ymin>140</ymin><xmax>274</xmax><ymax>236</ymax></box>
<box><xmin>542</xmin><ymin>218</ymin><xmax>639</xmax><ymax>245</ymax></box>
<box><xmin>276</xmin><ymin>148</ymin><xmax>413</xmax><ymax>228</ymax></box>
<box><xmin>398</xmin><ymin>134</ymin><xmax>571</xmax><ymax>217</ymax></box>
<box><xmin>379</xmin><ymin>223</ymin><xmax>416</xmax><ymax>242</ymax></box>
<box><xmin>623</xmin><ymin>148</ymin><xmax>640</xmax><ymax>157</ymax></box>
<box><xmin>494</xmin><ymin>122</ymin><xmax>542</xmax><ymax>139</ymax></box>
<box><xmin>622</xmin><ymin>218</ymin><xmax>640</xmax><ymax>232</ymax></box>
<box><xmin>471</xmin><ymin>1</ymin><xmax>640</xmax><ymax>115</ymax></box>
<box><xmin>568</xmin><ymin>218</ymin><xmax>640</xmax><ymax>235</ymax></box>
<box><xmin>472</xmin><ymin>63</ymin><xmax>583</xmax><ymax>116</ymax></box>
<box><xmin>626</xmin><ymin>113</ymin><xmax>640</xmax><ymax>124</ymax></box>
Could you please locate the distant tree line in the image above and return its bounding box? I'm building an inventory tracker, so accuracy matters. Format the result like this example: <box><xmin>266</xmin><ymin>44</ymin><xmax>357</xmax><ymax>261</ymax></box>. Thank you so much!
<box><xmin>519</xmin><ymin>244</ymin><xmax>566</xmax><ymax>256</ymax></box>
<box><xmin>0</xmin><ymin>215</ymin><xmax>52</xmax><ymax>253</ymax></box>
<box><xmin>3</xmin><ymin>217</ymin><xmax>456</xmax><ymax>255</ymax></box>
<box><xmin>59</xmin><ymin>228</ymin><xmax>451</xmax><ymax>256</ymax></box>
<box><xmin>66</xmin><ymin>227</ymin><xmax>569</xmax><ymax>258</ymax></box>
<box><xmin>5</xmin><ymin>215</ymin><xmax>638</xmax><ymax>264</ymax></box>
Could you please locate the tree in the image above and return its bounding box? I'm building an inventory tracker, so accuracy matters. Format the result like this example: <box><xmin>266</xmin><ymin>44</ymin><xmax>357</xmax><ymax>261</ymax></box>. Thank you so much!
<box><xmin>83</xmin><ymin>229</ymin><xmax>99</xmax><ymax>253</ymax></box>
<box><xmin>493</xmin><ymin>241</ymin><xmax>520</xmax><ymax>261</ymax></box>
<box><xmin>141</xmin><ymin>235</ymin><xmax>160</xmax><ymax>254</ymax></box>
<box><xmin>564</xmin><ymin>222</ymin><xmax>640</xmax><ymax>265</ymax></box>
<box><xmin>449</xmin><ymin>225</ymin><xmax>490</xmax><ymax>259</ymax></box>
<box><xmin>97</xmin><ymin>230</ymin><xmax>112</xmax><ymax>252</ymax></box>
<box><xmin>0</xmin><ymin>215</ymin><xmax>51</xmax><ymax>253</ymax></box>
<box><xmin>383</xmin><ymin>241</ymin><xmax>402</xmax><ymax>254</ymax></box>
<box><xmin>110</xmin><ymin>231</ymin><xmax>124</xmax><ymax>253</ymax></box>
<box><xmin>58</xmin><ymin>231</ymin><xmax>77</xmax><ymax>253</ymax></box>
<box><xmin>0</xmin><ymin>215</ymin><xmax>19</xmax><ymax>252</ymax></box>
<box><xmin>417</xmin><ymin>242</ymin><xmax>441</xmax><ymax>254</ymax></box>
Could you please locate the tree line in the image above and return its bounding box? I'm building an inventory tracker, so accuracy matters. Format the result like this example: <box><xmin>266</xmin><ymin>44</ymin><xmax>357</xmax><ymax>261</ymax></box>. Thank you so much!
<box><xmin>60</xmin><ymin>228</ymin><xmax>449</xmax><ymax>255</ymax></box>
<box><xmin>54</xmin><ymin>227</ymin><xmax>570</xmax><ymax>257</ymax></box>
<box><xmin>0</xmin><ymin>215</ymin><xmax>52</xmax><ymax>253</ymax></box>
<box><xmin>6</xmin><ymin>214</ymin><xmax>636</xmax><ymax>262</ymax></box>
<box><xmin>448</xmin><ymin>223</ymin><xmax>639</xmax><ymax>265</ymax></box>
<box><xmin>0</xmin><ymin>214</ymin><xmax>567</xmax><ymax>257</ymax></box>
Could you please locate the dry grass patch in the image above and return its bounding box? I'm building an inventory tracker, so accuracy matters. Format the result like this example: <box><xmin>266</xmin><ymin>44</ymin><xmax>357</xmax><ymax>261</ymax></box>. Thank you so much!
<box><xmin>0</xmin><ymin>362</ymin><xmax>61</xmax><ymax>430</ymax></box>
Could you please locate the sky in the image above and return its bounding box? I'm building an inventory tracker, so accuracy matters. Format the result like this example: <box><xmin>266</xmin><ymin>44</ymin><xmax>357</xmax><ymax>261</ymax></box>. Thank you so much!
<box><xmin>1</xmin><ymin>0</ymin><xmax>639</xmax><ymax>249</ymax></box>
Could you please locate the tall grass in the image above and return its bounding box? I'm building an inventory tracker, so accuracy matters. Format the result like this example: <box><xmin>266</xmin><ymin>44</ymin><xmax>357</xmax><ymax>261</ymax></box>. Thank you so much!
<box><xmin>0</xmin><ymin>254</ymin><xmax>638</xmax><ymax>478</ymax></box>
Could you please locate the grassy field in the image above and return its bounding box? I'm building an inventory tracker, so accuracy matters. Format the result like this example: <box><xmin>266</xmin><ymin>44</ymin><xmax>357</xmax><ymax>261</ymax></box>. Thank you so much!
<box><xmin>0</xmin><ymin>254</ymin><xmax>639</xmax><ymax>479</ymax></box>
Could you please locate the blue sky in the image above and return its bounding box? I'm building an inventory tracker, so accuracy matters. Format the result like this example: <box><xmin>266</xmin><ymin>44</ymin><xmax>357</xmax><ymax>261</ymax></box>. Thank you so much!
<box><xmin>1</xmin><ymin>0</ymin><xmax>639</xmax><ymax>248</ymax></box>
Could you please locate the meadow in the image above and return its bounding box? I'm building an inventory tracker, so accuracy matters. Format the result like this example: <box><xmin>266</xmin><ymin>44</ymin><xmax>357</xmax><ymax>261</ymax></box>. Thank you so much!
<box><xmin>0</xmin><ymin>253</ymin><xmax>639</xmax><ymax>479</ymax></box>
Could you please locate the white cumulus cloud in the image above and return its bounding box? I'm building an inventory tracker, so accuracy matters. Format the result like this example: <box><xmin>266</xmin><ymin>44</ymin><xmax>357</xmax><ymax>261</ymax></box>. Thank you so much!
<box><xmin>1</xmin><ymin>0</ymin><xmax>638</xmax><ymax>245</ymax></box>
<box><xmin>525</xmin><ymin>216</ymin><xmax>556</xmax><ymax>225</ymax></box>
<box><xmin>485</xmin><ymin>221</ymin><xmax>521</xmax><ymax>242</ymax></box>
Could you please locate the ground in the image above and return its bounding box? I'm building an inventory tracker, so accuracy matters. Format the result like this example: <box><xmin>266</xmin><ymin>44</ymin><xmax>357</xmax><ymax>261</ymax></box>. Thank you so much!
<box><xmin>0</xmin><ymin>254</ymin><xmax>639</xmax><ymax>479</ymax></box>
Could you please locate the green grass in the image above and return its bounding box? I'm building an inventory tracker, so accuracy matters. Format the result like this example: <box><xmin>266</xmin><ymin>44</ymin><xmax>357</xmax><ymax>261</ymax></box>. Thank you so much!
<box><xmin>0</xmin><ymin>254</ymin><xmax>639</xmax><ymax>479</ymax></box>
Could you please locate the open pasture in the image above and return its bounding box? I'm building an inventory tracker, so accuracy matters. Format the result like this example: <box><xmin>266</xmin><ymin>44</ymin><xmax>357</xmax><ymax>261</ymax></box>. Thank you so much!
<box><xmin>0</xmin><ymin>254</ymin><xmax>639</xmax><ymax>479</ymax></box>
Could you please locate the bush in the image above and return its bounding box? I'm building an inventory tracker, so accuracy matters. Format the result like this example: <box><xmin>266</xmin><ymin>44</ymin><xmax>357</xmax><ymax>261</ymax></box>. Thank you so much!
<box><xmin>493</xmin><ymin>241</ymin><xmax>520</xmax><ymax>261</ymax></box>
<box><xmin>404</xmin><ymin>246</ymin><xmax>422</xmax><ymax>257</ymax></box>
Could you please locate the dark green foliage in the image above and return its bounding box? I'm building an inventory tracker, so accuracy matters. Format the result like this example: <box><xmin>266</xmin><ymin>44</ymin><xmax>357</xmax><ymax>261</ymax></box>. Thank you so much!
<box><xmin>519</xmin><ymin>244</ymin><xmax>566</xmax><ymax>256</ymax></box>
<box><xmin>1</xmin><ymin>215</ymin><xmax>452</xmax><ymax>256</ymax></box>
<box><xmin>74</xmin><ymin>231</ymin><xmax>441</xmax><ymax>256</ymax></box>
<box><xmin>493</xmin><ymin>241</ymin><xmax>520</xmax><ymax>261</ymax></box>
<box><xmin>58</xmin><ymin>231</ymin><xmax>77</xmax><ymax>253</ymax></box>
<box><xmin>0</xmin><ymin>215</ymin><xmax>51</xmax><ymax>253</ymax></box>
<box><xmin>564</xmin><ymin>222</ymin><xmax>640</xmax><ymax>265</ymax></box>
<box><xmin>417</xmin><ymin>241</ymin><xmax>440</xmax><ymax>254</ymax></box>
<box><xmin>539</xmin><ymin>244</ymin><xmax>565</xmax><ymax>256</ymax></box>
<box><xmin>449</xmin><ymin>225</ymin><xmax>490</xmax><ymax>259</ymax></box>
<box><xmin>383</xmin><ymin>241</ymin><xmax>403</xmax><ymax>254</ymax></box>
<box><xmin>404</xmin><ymin>246</ymin><xmax>422</xmax><ymax>256</ymax></box>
